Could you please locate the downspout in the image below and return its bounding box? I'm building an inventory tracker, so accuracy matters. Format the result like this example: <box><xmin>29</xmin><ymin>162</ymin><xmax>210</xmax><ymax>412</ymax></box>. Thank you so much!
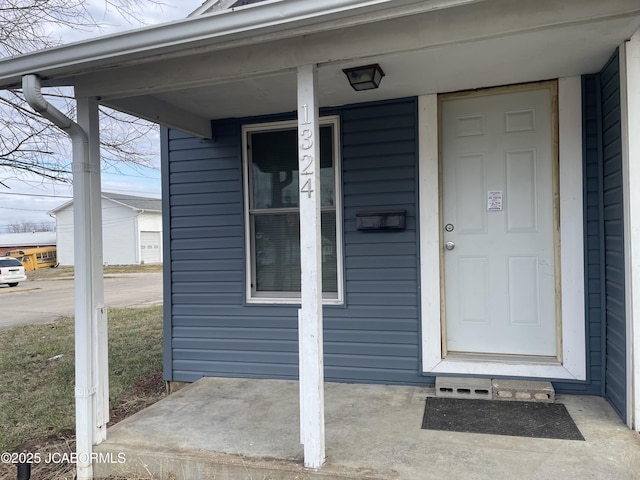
<box><xmin>22</xmin><ymin>74</ymin><xmax>96</xmax><ymax>480</ymax></box>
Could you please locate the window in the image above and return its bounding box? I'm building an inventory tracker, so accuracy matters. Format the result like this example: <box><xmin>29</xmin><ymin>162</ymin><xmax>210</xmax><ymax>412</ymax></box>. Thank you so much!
<box><xmin>243</xmin><ymin>117</ymin><xmax>342</xmax><ymax>303</ymax></box>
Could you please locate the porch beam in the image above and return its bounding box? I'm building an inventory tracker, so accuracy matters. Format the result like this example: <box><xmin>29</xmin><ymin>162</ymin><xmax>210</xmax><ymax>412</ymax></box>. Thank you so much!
<box><xmin>621</xmin><ymin>28</ymin><xmax>640</xmax><ymax>432</ymax></box>
<box><xmin>102</xmin><ymin>96</ymin><xmax>212</xmax><ymax>139</ymax></box>
<box><xmin>297</xmin><ymin>63</ymin><xmax>326</xmax><ymax>470</ymax></box>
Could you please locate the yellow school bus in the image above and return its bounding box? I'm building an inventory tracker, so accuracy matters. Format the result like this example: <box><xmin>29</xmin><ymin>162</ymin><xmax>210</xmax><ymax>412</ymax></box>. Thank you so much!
<box><xmin>5</xmin><ymin>246</ymin><xmax>58</xmax><ymax>271</ymax></box>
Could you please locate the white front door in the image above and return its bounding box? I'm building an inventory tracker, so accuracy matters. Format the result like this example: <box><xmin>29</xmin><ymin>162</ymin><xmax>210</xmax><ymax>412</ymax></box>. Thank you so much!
<box><xmin>441</xmin><ymin>86</ymin><xmax>558</xmax><ymax>357</ymax></box>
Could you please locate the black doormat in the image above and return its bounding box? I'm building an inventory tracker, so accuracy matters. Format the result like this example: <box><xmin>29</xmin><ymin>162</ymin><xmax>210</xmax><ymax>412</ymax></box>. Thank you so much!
<box><xmin>422</xmin><ymin>397</ymin><xmax>584</xmax><ymax>440</ymax></box>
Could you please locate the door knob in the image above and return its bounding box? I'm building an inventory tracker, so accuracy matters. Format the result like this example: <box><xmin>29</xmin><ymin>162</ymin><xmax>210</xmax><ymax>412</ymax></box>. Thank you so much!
<box><xmin>445</xmin><ymin>241</ymin><xmax>455</xmax><ymax>250</ymax></box>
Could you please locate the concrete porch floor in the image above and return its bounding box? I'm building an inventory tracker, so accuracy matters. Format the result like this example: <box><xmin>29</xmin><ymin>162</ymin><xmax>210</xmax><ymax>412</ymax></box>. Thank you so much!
<box><xmin>94</xmin><ymin>377</ymin><xmax>640</xmax><ymax>480</ymax></box>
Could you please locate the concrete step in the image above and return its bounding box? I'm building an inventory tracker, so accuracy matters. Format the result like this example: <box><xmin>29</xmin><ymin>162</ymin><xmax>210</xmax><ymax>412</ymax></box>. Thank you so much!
<box><xmin>435</xmin><ymin>377</ymin><xmax>492</xmax><ymax>400</ymax></box>
<box><xmin>435</xmin><ymin>377</ymin><xmax>555</xmax><ymax>403</ymax></box>
<box><xmin>492</xmin><ymin>379</ymin><xmax>555</xmax><ymax>403</ymax></box>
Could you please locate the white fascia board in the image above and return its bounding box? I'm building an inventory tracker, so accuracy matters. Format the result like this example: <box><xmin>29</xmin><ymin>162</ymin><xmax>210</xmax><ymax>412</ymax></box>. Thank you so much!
<box><xmin>102</xmin><ymin>197</ymin><xmax>140</xmax><ymax>212</ymax></box>
<box><xmin>48</xmin><ymin>199</ymin><xmax>75</xmax><ymax>215</ymax></box>
<box><xmin>0</xmin><ymin>0</ymin><xmax>482</xmax><ymax>89</ymax></box>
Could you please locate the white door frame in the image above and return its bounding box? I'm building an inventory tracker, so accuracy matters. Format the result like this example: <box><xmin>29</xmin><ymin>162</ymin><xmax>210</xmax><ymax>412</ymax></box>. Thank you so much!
<box><xmin>419</xmin><ymin>78</ymin><xmax>586</xmax><ymax>380</ymax></box>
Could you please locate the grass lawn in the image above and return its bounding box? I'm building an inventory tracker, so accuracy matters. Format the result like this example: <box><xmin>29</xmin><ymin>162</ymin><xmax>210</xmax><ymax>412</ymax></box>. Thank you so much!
<box><xmin>0</xmin><ymin>305</ymin><xmax>165</xmax><ymax>479</ymax></box>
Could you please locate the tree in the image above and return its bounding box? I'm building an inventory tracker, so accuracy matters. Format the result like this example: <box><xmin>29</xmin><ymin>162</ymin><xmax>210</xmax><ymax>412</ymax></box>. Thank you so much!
<box><xmin>8</xmin><ymin>219</ymin><xmax>55</xmax><ymax>233</ymax></box>
<box><xmin>0</xmin><ymin>0</ymin><xmax>165</xmax><ymax>186</ymax></box>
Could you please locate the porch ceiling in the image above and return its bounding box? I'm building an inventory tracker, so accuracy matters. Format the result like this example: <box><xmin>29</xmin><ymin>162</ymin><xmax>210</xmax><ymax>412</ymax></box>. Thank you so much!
<box><xmin>134</xmin><ymin>14</ymin><xmax>638</xmax><ymax>123</ymax></box>
<box><xmin>4</xmin><ymin>0</ymin><xmax>640</xmax><ymax>137</ymax></box>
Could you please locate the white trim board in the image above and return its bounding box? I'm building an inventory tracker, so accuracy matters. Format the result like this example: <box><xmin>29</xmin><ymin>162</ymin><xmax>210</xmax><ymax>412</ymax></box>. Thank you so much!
<box><xmin>620</xmin><ymin>30</ymin><xmax>640</xmax><ymax>431</ymax></box>
<box><xmin>419</xmin><ymin>78</ymin><xmax>586</xmax><ymax>380</ymax></box>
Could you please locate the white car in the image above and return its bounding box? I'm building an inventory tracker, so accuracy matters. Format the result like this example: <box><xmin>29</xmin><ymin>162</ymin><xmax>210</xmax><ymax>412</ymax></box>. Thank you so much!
<box><xmin>0</xmin><ymin>256</ymin><xmax>27</xmax><ymax>287</ymax></box>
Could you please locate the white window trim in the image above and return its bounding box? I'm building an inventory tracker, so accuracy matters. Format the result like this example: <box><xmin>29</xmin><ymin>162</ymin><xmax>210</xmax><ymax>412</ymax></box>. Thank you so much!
<box><xmin>419</xmin><ymin>78</ymin><xmax>587</xmax><ymax>380</ymax></box>
<box><xmin>242</xmin><ymin>116</ymin><xmax>343</xmax><ymax>305</ymax></box>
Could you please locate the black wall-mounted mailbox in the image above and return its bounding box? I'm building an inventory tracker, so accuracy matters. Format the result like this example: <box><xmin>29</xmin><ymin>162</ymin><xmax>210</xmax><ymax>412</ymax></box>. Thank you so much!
<box><xmin>356</xmin><ymin>210</ymin><xmax>406</xmax><ymax>231</ymax></box>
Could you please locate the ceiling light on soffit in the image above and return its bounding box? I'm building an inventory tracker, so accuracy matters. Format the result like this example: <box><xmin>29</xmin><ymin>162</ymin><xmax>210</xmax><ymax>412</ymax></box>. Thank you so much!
<box><xmin>342</xmin><ymin>64</ymin><xmax>385</xmax><ymax>91</ymax></box>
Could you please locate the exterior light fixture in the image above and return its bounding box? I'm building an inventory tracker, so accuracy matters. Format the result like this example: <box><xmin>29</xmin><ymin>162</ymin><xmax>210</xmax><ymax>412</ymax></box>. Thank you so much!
<box><xmin>342</xmin><ymin>64</ymin><xmax>385</xmax><ymax>91</ymax></box>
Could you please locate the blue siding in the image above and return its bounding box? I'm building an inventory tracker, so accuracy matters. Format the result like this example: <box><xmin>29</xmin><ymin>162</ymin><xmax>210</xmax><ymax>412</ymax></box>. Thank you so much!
<box><xmin>573</xmin><ymin>74</ymin><xmax>604</xmax><ymax>395</ymax></box>
<box><xmin>567</xmin><ymin>52</ymin><xmax>627</xmax><ymax>419</ymax></box>
<box><xmin>599</xmin><ymin>50</ymin><xmax>627</xmax><ymax>421</ymax></box>
<box><xmin>163</xmin><ymin>98</ymin><xmax>426</xmax><ymax>385</ymax></box>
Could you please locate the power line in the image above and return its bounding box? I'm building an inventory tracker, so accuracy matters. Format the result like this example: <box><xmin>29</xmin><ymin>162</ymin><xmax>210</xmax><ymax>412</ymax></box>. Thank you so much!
<box><xmin>0</xmin><ymin>192</ymin><xmax>72</xmax><ymax>199</ymax></box>
<box><xmin>0</xmin><ymin>206</ymin><xmax>53</xmax><ymax>212</ymax></box>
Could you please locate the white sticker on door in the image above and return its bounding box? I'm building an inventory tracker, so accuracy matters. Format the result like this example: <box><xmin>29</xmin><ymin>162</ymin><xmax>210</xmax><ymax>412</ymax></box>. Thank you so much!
<box><xmin>487</xmin><ymin>191</ymin><xmax>503</xmax><ymax>211</ymax></box>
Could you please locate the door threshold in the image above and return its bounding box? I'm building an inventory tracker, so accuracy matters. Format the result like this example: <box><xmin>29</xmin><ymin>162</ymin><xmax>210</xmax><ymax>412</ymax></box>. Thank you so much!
<box><xmin>445</xmin><ymin>352</ymin><xmax>561</xmax><ymax>365</ymax></box>
<box><xmin>424</xmin><ymin>353</ymin><xmax>579</xmax><ymax>380</ymax></box>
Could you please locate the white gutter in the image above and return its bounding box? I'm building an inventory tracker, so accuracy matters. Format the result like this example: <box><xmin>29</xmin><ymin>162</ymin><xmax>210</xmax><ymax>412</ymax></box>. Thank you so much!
<box><xmin>0</xmin><ymin>0</ymin><xmax>481</xmax><ymax>88</ymax></box>
<box><xmin>22</xmin><ymin>75</ymin><xmax>101</xmax><ymax>480</ymax></box>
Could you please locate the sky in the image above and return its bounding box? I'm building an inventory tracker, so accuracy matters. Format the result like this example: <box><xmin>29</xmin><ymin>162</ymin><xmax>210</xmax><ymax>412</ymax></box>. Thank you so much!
<box><xmin>0</xmin><ymin>0</ymin><xmax>207</xmax><ymax>233</ymax></box>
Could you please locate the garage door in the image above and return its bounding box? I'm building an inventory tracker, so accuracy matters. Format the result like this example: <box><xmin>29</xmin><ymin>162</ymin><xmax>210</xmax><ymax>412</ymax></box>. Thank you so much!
<box><xmin>140</xmin><ymin>231</ymin><xmax>162</xmax><ymax>264</ymax></box>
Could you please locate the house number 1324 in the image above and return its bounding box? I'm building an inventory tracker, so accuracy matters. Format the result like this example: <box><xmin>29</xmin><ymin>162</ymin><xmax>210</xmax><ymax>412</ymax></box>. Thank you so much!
<box><xmin>300</xmin><ymin>104</ymin><xmax>315</xmax><ymax>198</ymax></box>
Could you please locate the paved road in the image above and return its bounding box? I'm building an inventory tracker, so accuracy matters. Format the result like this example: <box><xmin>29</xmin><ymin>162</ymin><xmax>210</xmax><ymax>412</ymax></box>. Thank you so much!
<box><xmin>0</xmin><ymin>272</ymin><xmax>163</xmax><ymax>329</ymax></box>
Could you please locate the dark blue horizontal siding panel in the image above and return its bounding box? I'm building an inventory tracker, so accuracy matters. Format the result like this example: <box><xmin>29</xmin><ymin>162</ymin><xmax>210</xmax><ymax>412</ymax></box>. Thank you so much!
<box><xmin>170</xmin><ymin>225</ymin><xmax>244</xmax><ymax>239</ymax></box>
<box><xmin>171</xmin><ymin>259</ymin><xmax>243</xmax><ymax>271</ymax></box>
<box><xmin>342</xmin><ymin>143</ymin><xmax>416</xmax><ymax>159</ymax></box>
<box><xmin>343</xmin><ymin>166</ymin><xmax>415</xmax><ymax>183</ymax></box>
<box><xmin>170</xmin><ymin>191</ymin><xmax>241</xmax><ymax>205</ymax></box>
<box><xmin>343</xmin><ymin>153</ymin><xmax>415</xmax><ymax>170</ymax></box>
<box><xmin>324</xmin><ymin>354</ymin><xmax>417</xmax><ymax>370</ymax></box>
<box><xmin>345</xmin><ymin>256</ymin><xmax>418</xmax><ymax>269</ymax></box>
<box><xmin>343</xmin><ymin>192</ymin><xmax>415</xmax><ymax>208</ymax></box>
<box><xmin>171</xmin><ymin>282</ymin><xmax>242</xmax><ymax>294</ymax></box>
<box><xmin>344</xmin><ymin>230</ymin><xmax>416</xmax><ymax>244</ymax></box>
<box><xmin>324</xmin><ymin>366</ymin><xmax>423</xmax><ymax>385</ymax></box>
<box><xmin>346</xmin><ymin>268</ymin><xmax>416</xmax><ymax>281</ymax></box>
<box><xmin>599</xmin><ymin>49</ymin><xmax>627</xmax><ymax>421</ymax></box>
<box><xmin>172</xmin><ymin>271</ymin><xmax>244</xmax><ymax>283</ymax></box>
<box><xmin>347</xmin><ymin>280</ymin><xmax>416</xmax><ymax>294</ymax></box>
<box><xmin>173</xmin><ymin>349</ymin><xmax>298</xmax><ymax>363</ymax></box>
<box><xmin>326</xmin><ymin>309</ymin><xmax>419</xmax><ymax>323</ymax></box>
<box><xmin>173</xmin><ymin>317</ymin><xmax>296</xmax><ymax>328</ymax></box>
<box><xmin>346</xmin><ymin>179</ymin><xmax>416</xmax><ymax>195</ymax></box>
<box><xmin>323</xmin><ymin>330</ymin><xmax>417</xmax><ymax>345</ymax></box>
<box><xmin>170</xmin><ymin>215</ymin><xmax>242</xmax><ymax>229</ymax></box>
<box><xmin>171</xmin><ymin>248</ymin><xmax>243</xmax><ymax>260</ymax></box>
<box><xmin>325</xmin><ymin>342</ymin><xmax>418</xmax><ymax>357</ymax></box>
<box><xmin>172</xmin><ymin>292</ymin><xmax>245</xmax><ymax>305</ymax></box>
<box><xmin>171</xmin><ymin>162</ymin><xmax>239</xmax><ymax>177</ymax></box>
<box><xmin>171</xmin><ymin>237</ymin><xmax>241</xmax><ymax>250</ymax></box>
<box><xmin>345</xmin><ymin>244</ymin><xmax>415</xmax><ymax>257</ymax></box>
<box><xmin>169</xmin><ymin>147</ymin><xmax>239</xmax><ymax>164</ymax></box>
<box><xmin>173</xmin><ymin>328</ymin><xmax>295</xmax><ymax>342</ymax></box>
<box><xmin>165</xmin><ymin>98</ymin><xmax>424</xmax><ymax>386</ymax></box>
<box><xmin>172</xmin><ymin>304</ymin><xmax>297</xmax><ymax>317</ymax></box>
<box><xmin>172</xmin><ymin>202</ymin><xmax>242</xmax><ymax>216</ymax></box>
<box><xmin>344</xmin><ymin>128</ymin><xmax>416</xmax><ymax>146</ymax></box>
<box><xmin>346</xmin><ymin>292</ymin><xmax>418</xmax><ymax>307</ymax></box>
<box><xmin>170</xmin><ymin>172</ymin><xmax>242</xmax><ymax>187</ymax></box>
<box><xmin>173</xmin><ymin>360</ymin><xmax>298</xmax><ymax>378</ymax></box>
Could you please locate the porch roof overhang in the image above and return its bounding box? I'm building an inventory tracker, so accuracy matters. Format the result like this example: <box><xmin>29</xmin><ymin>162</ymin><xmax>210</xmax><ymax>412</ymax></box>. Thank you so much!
<box><xmin>0</xmin><ymin>0</ymin><xmax>639</xmax><ymax>139</ymax></box>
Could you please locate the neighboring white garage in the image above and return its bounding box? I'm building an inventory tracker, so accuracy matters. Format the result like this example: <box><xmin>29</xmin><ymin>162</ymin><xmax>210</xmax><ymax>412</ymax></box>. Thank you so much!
<box><xmin>50</xmin><ymin>192</ymin><xmax>162</xmax><ymax>266</ymax></box>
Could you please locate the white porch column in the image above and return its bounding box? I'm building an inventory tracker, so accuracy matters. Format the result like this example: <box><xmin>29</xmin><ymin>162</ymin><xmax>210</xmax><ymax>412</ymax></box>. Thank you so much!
<box><xmin>621</xmin><ymin>29</ymin><xmax>640</xmax><ymax>432</ymax></box>
<box><xmin>74</xmin><ymin>96</ymin><xmax>108</xmax><ymax>477</ymax></box>
<box><xmin>296</xmin><ymin>64</ymin><xmax>326</xmax><ymax>469</ymax></box>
